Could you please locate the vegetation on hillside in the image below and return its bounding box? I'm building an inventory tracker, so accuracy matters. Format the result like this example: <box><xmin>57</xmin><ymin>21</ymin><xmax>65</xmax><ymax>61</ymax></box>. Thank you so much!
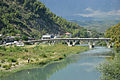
<box><xmin>0</xmin><ymin>0</ymin><xmax>89</xmax><ymax>38</ymax></box>
<box><xmin>106</xmin><ymin>22</ymin><xmax>120</xmax><ymax>52</ymax></box>
<box><xmin>99</xmin><ymin>22</ymin><xmax>120</xmax><ymax>80</ymax></box>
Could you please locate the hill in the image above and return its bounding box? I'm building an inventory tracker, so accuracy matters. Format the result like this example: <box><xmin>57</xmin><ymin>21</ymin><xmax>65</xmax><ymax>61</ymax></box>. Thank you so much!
<box><xmin>70</xmin><ymin>20</ymin><xmax>120</xmax><ymax>32</ymax></box>
<box><xmin>0</xmin><ymin>0</ymin><xmax>90</xmax><ymax>38</ymax></box>
<box><xmin>105</xmin><ymin>22</ymin><xmax>120</xmax><ymax>50</ymax></box>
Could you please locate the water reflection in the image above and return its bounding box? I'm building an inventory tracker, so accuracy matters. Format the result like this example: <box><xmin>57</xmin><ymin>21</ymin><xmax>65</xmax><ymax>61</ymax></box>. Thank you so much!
<box><xmin>0</xmin><ymin>47</ymin><xmax>113</xmax><ymax>80</ymax></box>
<box><xmin>0</xmin><ymin>55</ymin><xmax>77</xmax><ymax>80</ymax></box>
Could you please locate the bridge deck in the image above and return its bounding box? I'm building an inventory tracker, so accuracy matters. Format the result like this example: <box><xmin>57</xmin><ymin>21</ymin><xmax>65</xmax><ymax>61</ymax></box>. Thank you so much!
<box><xmin>24</xmin><ymin>38</ymin><xmax>111</xmax><ymax>43</ymax></box>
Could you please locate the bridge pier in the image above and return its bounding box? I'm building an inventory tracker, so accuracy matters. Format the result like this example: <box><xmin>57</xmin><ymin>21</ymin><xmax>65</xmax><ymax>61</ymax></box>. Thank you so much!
<box><xmin>52</xmin><ymin>41</ymin><xmax>55</xmax><ymax>46</ymax></box>
<box><xmin>66</xmin><ymin>40</ymin><xmax>78</xmax><ymax>46</ymax></box>
<box><xmin>106</xmin><ymin>41</ymin><xmax>113</xmax><ymax>48</ymax></box>
<box><xmin>48</xmin><ymin>41</ymin><xmax>55</xmax><ymax>46</ymax></box>
<box><xmin>88</xmin><ymin>41</ymin><xmax>95</xmax><ymax>49</ymax></box>
<box><xmin>66</xmin><ymin>40</ymin><xmax>72</xmax><ymax>46</ymax></box>
<box><xmin>79</xmin><ymin>41</ymin><xmax>82</xmax><ymax>45</ymax></box>
<box><xmin>72</xmin><ymin>40</ymin><xmax>78</xmax><ymax>46</ymax></box>
<box><xmin>48</xmin><ymin>41</ymin><xmax>51</xmax><ymax>46</ymax></box>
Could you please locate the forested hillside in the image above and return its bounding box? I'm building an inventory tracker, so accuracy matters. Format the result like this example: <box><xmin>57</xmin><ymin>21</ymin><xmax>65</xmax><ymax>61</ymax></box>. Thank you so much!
<box><xmin>0</xmin><ymin>0</ymin><xmax>89</xmax><ymax>38</ymax></box>
<box><xmin>105</xmin><ymin>22</ymin><xmax>120</xmax><ymax>50</ymax></box>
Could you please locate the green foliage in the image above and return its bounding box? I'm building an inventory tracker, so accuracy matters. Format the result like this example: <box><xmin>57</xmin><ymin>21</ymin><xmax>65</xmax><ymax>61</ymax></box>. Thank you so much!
<box><xmin>16</xmin><ymin>62</ymin><xmax>19</xmax><ymax>65</ymax></box>
<box><xmin>6</xmin><ymin>46</ymin><xmax>25</xmax><ymax>52</ymax></box>
<box><xmin>2</xmin><ymin>64</ymin><xmax>11</xmax><ymax>70</ymax></box>
<box><xmin>14</xmin><ymin>37</ymin><xmax>20</xmax><ymax>41</ymax></box>
<box><xmin>99</xmin><ymin>22</ymin><xmax>120</xmax><ymax>80</ymax></box>
<box><xmin>0</xmin><ymin>0</ymin><xmax>89</xmax><ymax>38</ymax></box>
<box><xmin>99</xmin><ymin>54</ymin><xmax>120</xmax><ymax>80</ymax></box>
<box><xmin>7</xmin><ymin>58</ymin><xmax>17</xmax><ymax>62</ymax></box>
<box><xmin>105</xmin><ymin>23</ymin><xmax>120</xmax><ymax>51</ymax></box>
<box><xmin>0</xmin><ymin>46</ymin><xmax>6</xmax><ymax>51</ymax></box>
<box><xmin>22</xmin><ymin>35</ymin><xmax>28</xmax><ymax>41</ymax></box>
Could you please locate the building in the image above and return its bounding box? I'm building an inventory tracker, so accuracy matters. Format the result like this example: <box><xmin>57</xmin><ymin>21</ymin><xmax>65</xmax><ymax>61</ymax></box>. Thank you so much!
<box><xmin>65</xmin><ymin>32</ymin><xmax>72</xmax><ymax>38</ymax></box>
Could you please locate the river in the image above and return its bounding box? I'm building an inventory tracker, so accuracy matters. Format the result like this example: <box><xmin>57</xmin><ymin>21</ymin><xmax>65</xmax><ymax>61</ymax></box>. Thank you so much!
<box><xmin>0</xmin><ymin>47</ymin><xmax>113</xmax><ymax>80</ymax></box>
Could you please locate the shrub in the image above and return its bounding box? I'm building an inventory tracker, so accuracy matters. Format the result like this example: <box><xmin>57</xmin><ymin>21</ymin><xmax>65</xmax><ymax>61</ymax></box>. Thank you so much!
<box><xmin>2</xmin><ymin>64</ymin><xmax>11</xmax><ymax>70</ymax></box>
<box><xmin>8</xmin><ymin>58</ymin><xmax>17</xmax><ymax>62</ymax></box>
<box><xmin>0</xmin><ymin>64</ymin><xmax>1</xmax><ymax>67</ymax></box>
<box><xmin>9</xmin><ymin>63</ymin><xmax>12</xmax><ymax>67</ymax></box>
<box><xmin>99</xmin><ymin>54</ymin><xmax>120</xmax><ymax>80</ymax></box>
<box><xmin>36</xmin><ymin>58</ymin><xmax>39</xmax><ymax>61</ymax></box>
<box><xmin>30</xmin><ymin>59</ymin><xmax>34</xmax><ymax>62</ymax></box>
<box><xmin>12</xmin><ymin>64</ymin><xmax>16</xmax><ymax>66</ymax></box>
<box><xmin>16</xmin><ymin>62</ymin><xmax>19</xmax><ymax>65</ymax></box>
<box><xmin>40</xmin><ymin>53</ymin><xmax>48</xmax><ymax>58</ymax></box>
<box><xmin>24</xmin><ymin>49</ymin><xmax>28</xmax><ymax>52</ymax></box>
<box><xmin>0</xmin><ymin>46</ymin><xmax>6</xmax><ymax>51</ymax></box>
<box><xmin>1</xmin><ymin>59</ymin><xmax>5</xmax><ymax>63</ymax></box>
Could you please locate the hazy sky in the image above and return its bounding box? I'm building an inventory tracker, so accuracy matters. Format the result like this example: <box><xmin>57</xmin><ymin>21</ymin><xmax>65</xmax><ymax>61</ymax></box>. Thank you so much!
<box><xmin>40</xmin><ymin>0</ymin><xmax>120</xmax><ymax>20</ymax></box>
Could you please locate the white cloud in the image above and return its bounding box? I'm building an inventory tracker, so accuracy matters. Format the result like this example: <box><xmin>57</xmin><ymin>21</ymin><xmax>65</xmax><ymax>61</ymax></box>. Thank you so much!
<box><xmin>75</xmin><ymin>8</ymin><xmax>120</xmax><ymax>18</ymax></box>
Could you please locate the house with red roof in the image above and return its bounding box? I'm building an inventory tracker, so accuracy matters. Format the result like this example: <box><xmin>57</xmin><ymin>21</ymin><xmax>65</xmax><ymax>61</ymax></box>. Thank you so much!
<box><xmin>65</xmin><ymin>32</ymin><xmax>72</xmax><ymax>38</ymax></box>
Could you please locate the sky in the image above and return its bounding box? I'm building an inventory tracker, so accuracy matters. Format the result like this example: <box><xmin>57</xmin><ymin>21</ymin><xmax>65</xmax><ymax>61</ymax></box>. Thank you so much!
<box><xmin>40</xmin><ymin>0</ymin><xmax>120</xmax><ymax>20</ymax></box>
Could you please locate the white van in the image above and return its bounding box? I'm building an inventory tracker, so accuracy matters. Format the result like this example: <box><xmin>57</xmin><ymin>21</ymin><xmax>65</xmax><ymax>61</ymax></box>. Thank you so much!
<box><xmin>41</xmin><ymin>35</ymin><xmax>54</xmax><ymax>40</ymax></box>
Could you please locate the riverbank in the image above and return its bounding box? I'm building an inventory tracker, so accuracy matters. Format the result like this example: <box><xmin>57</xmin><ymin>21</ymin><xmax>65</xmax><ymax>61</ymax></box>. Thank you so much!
<box><xmin>0</xmin><ymin>43</ymin><xmax>88</xmax><ymax>77</ymax></box>
<box><xmin>98</xmin><ymin>53</ymin><xmax>120</xmax><ymax>80</ymax></box>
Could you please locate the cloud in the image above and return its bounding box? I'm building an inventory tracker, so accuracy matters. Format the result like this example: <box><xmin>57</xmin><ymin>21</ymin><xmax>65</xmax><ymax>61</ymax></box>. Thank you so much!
<box><xmin>75</xmin><ymin>8</ymin><xmax>120</xmax><ymax>18</ymax></box>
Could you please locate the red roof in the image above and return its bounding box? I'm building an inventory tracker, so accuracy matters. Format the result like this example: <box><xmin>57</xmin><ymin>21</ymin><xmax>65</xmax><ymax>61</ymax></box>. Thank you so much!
<box><xmin>65</xmin><ymin>32</ymin><xmax>71</xmax><ymax>35</ymax></box>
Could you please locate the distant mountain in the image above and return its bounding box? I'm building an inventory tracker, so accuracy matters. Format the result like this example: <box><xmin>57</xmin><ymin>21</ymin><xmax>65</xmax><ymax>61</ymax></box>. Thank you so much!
<box><xmin>40</xmin><ymin>0</ymin><xmax>120</xmax><ymax>32</ymax></box>
<box><xmin>70</xmin><ymin>20</ymin><xmax>120</xmax><ymax>32</ymax></box>
<box><xmin>0</xmin><ymin>0</ymin><xmax>90</xmax><ymax>38</ymax></box>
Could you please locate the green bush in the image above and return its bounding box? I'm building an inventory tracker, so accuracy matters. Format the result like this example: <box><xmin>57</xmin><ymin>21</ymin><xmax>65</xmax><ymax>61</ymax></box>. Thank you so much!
<box><xmin>30</xmin><ymin>59</ymin><xmax>34</xmax><ymax>62</ymax></box>
<box><xmin>6</xmin><ymin>46</ymin><xmax>24</xmax><ymax>52</ymax></box>
<box><xmin>16</xmin><ymin>62</ymin><xmax>19</xmax><ymax>65</ymax></box>
<box><xmin>1</xmin><ymin>59</ymin><xmax>5</xmax><ymax>63</ymax></box>
<box><xmin>2</xmin><ymin>64</ymin><xmax>11</xmax><ymax>70</ymax></box>
<box><xmin>99</xmin><ymin>54</ymin><xmax>120</xmax><ymax>80</ymax></box>
<box><xmin>36</xmin><ymin>58</ymin><xmax>39</xmax><ymax>61</ymax></box>
<box><xmin>12</xmin><ymin>64</ymin><xmax>16</xmax><ymax>66</ymax></box>
<box><xmin>41</xmin><ymin>54</ymin><xmax>48</xmax><ymax>58</ymax></box>
<box><xmin>0</xmin><ymin>46</ymin><xmax>6</xmax><ymax>51</ymax></box>
<box><xmin>0</xmin><ymin>64</ymin><xmax>1</xmax><ymax>67</ymax></box>
<box><xmin>8</xmin><ymin>58</ymin><xmax>17</xmax><ymax>62</ymax></box>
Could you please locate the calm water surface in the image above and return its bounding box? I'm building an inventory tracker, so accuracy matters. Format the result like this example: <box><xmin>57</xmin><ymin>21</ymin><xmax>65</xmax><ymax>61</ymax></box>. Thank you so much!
<box><xmin>0</xmin><ymin>47</ymin><xmax>113</xmax><ymax>80</ymax></box>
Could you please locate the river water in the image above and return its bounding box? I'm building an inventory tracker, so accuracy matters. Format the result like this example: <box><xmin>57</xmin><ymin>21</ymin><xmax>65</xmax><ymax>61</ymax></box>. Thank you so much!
<box><xmin>0</xmin><ymin>47</ymin><xmax>113</xmax><ymax>80</ymax></box>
